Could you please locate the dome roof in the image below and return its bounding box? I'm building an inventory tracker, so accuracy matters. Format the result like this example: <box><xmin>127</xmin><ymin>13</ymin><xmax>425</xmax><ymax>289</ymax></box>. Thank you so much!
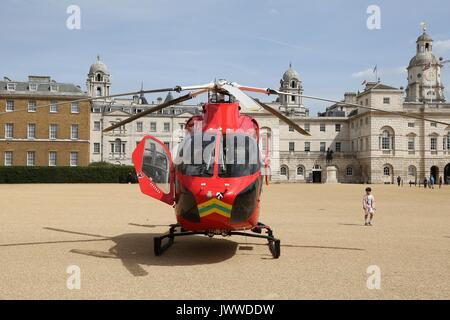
<box><xmin>282</xmin><ymin>63</ymin><xmax>300</xmax><ymax>82</ymax></box>
<box><xmin>408</xmin><ymin>53</ymin><xmax>439</xmax><ymax>68</ymax></box>
<box><xmin>89</xmin><ymin>55</ymin><xmax>109</xmax><ymax>75</ymax></box>
<box><xmin>417</xmin><ymin>32</ymin><xmax>433</xmax><ymax>42</ymax></box>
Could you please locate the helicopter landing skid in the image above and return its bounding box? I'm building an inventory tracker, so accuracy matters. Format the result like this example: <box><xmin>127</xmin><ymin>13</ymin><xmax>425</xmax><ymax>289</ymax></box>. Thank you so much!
<box><xmin>153</xmin><ymin>222</ymin><xmax>280</xmax><ymax>259</ymax></box>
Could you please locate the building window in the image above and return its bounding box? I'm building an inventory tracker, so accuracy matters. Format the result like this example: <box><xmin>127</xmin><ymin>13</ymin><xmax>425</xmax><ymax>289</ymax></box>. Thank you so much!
<box><xmin>27</xmin><ymin>151</ymin><xmax>35</xmax><ymax>166</ymax></box>
<box><xmin>320</xmin><ymin>142</ymin><xmax>326</xmax><ymax>152</ymax></box>
<box><xmin>304</xmin><ymin>123</ymin><xmax>310</xmax><ymax>132</ymax></box>
<box><xmin>136</xmin><ymin>122</ymin><xmax>143</xmax><ymax>132</ymax></box>
<box><xmin>4</xmin><ymin>151</ymin><xmax>13</xmax><ymax>166</ymax></box>
<box><xmin>164</xmin><ymin>122</ymin><xmax>170</xmax><ymax>132</ymax></box>
<box><xmin>164</xmin><ymin>142</ymin><xmax>170</xmax><ymax>150</ymax></box>
<box><xmin>335</xmin><ymin>124</ymin><xmax>341</xmax><ymax>132</ymax></box>
<box><xmin>408</xmin><ymin>122</ymin><xmax>415</xmax><ymax>128</ymax></box>
<box><xmin>28</xmin><ymin>101</ymin><xmax>37</xmax><ymax>112</ymax></box>
<box><xmin>29</xmin><ymin>83</ymin><xmax>38</xmax><ymax>91</ymax></box>
<box><xmin>71</xmin><ymin>124</ymin><xmax>79</xmax><ymax>140</ymax></box>
<box><xmin>7</xmin><ymin>83</ymin><xmax>16</xmax><ymax>91</ymax></box>
<box><xmin>408</xmin><ymin>136</ymin><xmax>415</xmax><ymax>151</ymax></box>
<box><xmin>93</xmin><ymin>121</ymin><xmax>101</xmax><ymax>131</ymax></box>
<box><xmin>346</xmin><ymin>166</ymin><xmax>353</xmax><ymax>176</ymax></box>
<box><xmin>50</xmin><ymin>101</ymin><xmax>58</xmax><ymax>113</ymax></box>
<box><xmin>447</xmin><ymin>132</ymin><xmax>450</xmax><ymax>150</ymax></box>
<box><xmin>408</xmin><ymin>166</ymin><xmax>416</xmax><ymax>177</ymax></box>
<box><xmin>70</xmin><ymin>152</ymin><xmax>78</xmax><ymax>167</ymax></box>
<box><xmin>289</xmin><ymin>142</ymin><xmax>295</xmax><ymax>152</ymax></box>
<box><xmin>27</xmin><ymin>123</ymin><xmax>36</xmax><ymax>139</ymax></box>
<box><xmin>383</xmin><ymin>166</ymin><xmax>391</xmax><ymax>176</ymax></box>
<box><xmin>71</xmin><ymin>103</ymin><xmax>79</xmax><ymax>113</ymax></box>
<box><xmin>320</xmin><ymin>124</ymin><xmax>326</xmax><ymax>132</ymax></box>
<box><xmin>150</xmin><ymin>122</ymin><xmax>156</xmax><ymax>132</ymax></box>
<box><xmin>6</xmin><ymin>100</ymin><xmax>14</xmax><ymax>112</ymax></box>
<box><xmin>280</xmin><ymin>166</ymin><xmax>288</xmax><ymax>176</ymax></box>
<box><xmin>430</xmin><ymin>137</ymin><xmax>437</xmax><ymax>151</ymax></box>
<box><xmin>49</xmin><ymin>124</ymin><xmax>58</xmax><ymax>139</ymax></box>
<box><xmin>430</xmin><ymin>122</ymin><xmax>437</xmax><ymax>127</ymax></box>
<box><xmin>5</xmin><ymin>123</ymin><xmax>13</xmax><ymax>139</ymax></box>
<box><xmin>381</xmin><ymin>130</ymin><xmax>392</xmax><ymax>150</ymax></box>
<box><xmin>383</xmin><ymin>97</ymin><xmax>390</xmax><ymax>104</ymax></box>
<box><xmin>304</xmin><ymin>142</ymin><xmax>310</xmax><ymax>152</ymax></box>
<box><xmin>296</xmin><ymin>166</ymin><xmax>304</xmax><ymax>176</ymax></box>
<box><xmin>50</xmin><ymin>84</ymin><xmax>58</xmax><ymax>92</ymax></box>
<box><xmin>94</xmin><ymin>143</ymin><xmax>100</xmax><ymax>154</ymax></box>
<box><xmin>335</xmin><ymin>142</ymin><xmax>342</xmax><ymax>152</ymax></box>
<box><xmin>48</xmin><ymin>152</ymin><xmax>57</xmax><ymax>166</ymax></box>
<box><xmin>289</xmin><ymin>126</ymin><xmax>294</xmax><ymax>132</ymax></box>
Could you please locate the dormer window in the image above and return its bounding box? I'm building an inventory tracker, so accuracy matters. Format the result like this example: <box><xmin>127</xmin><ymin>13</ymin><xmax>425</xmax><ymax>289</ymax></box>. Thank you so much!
<box><xmin>50</xmin><ymin>84</ymin><xmax>58</xmax><ymax>92</ymax></box>
<box><xmin>96</xmin><ymin>74</ymin><xmax>102</xmax><ymax>81</ymax></box>
<box><xmin>6</xmin><ymin>83</ymin><xmax>16</xmax><ymax>91</ymax></box>
<box><xmin>29</xmin><ymin>83</ymin><xmax>38</xmax><ymax>91</ymax></box>
<box><xmin>291</xmin><ymin>80</ymin><xmax>296</xmax><ymax>88</ymax></box>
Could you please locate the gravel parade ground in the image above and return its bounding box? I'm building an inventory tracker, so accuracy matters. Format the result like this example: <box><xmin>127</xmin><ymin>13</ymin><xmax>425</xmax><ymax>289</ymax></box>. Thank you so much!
<box><xmin>1</xmin><ymin>183</ymin><xmax>449</xmax><ymax>299</ymax></box>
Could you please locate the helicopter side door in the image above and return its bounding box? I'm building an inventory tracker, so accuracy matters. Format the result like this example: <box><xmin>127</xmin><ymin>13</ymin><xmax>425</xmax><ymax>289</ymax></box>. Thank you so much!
<box><xmin>132</xmin><ymin>136</ymin><xmax>175</xmax><ymax>205</ymax></box>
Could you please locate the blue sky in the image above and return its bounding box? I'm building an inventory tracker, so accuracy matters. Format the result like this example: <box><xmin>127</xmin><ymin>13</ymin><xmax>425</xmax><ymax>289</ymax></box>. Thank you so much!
<box><xmin>1</xmin><ymin>0</ymin><xmax>450</xmax><ymax>114</ymax></box>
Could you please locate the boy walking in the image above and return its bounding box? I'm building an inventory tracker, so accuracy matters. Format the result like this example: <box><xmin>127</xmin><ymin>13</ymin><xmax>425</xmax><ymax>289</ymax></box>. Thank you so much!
<box><xmin>363</xmin><ymin>187</ymin><xmax>376</xmax><ymax>226</ymax></box>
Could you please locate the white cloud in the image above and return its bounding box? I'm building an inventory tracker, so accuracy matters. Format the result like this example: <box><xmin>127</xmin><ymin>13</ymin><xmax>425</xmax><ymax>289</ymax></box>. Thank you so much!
<box><xmin>434</xmin><ymin>40</ymin><xmax>450</xmax><ymax>53</ymax></box>
<box><xmin>351</xmin><ymin>68</ymin><xmax>373</xmax><ymax>79</ymax></box>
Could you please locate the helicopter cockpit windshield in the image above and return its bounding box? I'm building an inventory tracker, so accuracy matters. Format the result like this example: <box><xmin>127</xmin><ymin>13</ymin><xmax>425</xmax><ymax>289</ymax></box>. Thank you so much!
<box><xmin>175</xmin><ymin>131</ymin><xmax>259</xmax><ymax>178</ymax></box>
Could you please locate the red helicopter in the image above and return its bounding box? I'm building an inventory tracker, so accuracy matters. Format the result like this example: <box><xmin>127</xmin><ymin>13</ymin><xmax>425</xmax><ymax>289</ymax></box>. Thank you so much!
<box><xmin>102</xmin><ymin>80</ymin><xmax>310</xmax><ymax>258</ymax></box>
<box><xmin>101</xmin><ymin>80</ymin><xmax>450</xmax><ymax>258</ymax></box>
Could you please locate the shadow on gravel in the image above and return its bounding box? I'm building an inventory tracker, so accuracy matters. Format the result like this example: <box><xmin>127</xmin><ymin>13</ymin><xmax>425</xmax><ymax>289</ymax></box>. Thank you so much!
<box><xmin>43</xmin><ymin>227</ymin><xmax>238</xmax><ymax>277</ymax></box>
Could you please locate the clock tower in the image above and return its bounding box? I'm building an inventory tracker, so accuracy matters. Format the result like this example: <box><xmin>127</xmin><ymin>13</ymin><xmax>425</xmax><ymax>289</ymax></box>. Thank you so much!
<box><xmin>406</xmin><ymin>25</ymin><xmax>445</xmax><ymax>103</ymax></box>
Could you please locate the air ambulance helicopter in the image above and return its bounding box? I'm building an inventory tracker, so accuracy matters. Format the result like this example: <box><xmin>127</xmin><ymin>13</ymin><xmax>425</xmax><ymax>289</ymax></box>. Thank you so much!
<box><xmin>7</xmin><ymin>79</ymin><xmax>448</xmax><ymax>259</ymax></box>
<box><xmin>96</xmin><ymin>80</ymin><xmax>450</xmax><ymax>258</ymax></box>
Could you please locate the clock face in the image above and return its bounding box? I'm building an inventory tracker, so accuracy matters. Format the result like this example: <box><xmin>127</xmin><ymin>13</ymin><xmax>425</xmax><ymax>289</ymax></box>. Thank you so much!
<box><xmin>425</xmin><ymin>70</ymin><xmax>436</xmax><ymax>81</ymax></box>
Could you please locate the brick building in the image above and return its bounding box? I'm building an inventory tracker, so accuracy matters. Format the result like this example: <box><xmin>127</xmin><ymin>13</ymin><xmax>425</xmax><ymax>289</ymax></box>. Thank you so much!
<box><xmin>0</xmin><ymin>76</ymin><xmax>90</xmax><ymax>167</ymax></box>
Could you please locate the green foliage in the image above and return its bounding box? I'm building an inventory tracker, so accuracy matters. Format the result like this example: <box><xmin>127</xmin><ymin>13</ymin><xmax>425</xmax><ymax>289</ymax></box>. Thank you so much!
<box><xmin>0</xmin><ymin>166</ymin><xmax>137</xmax><ymax>184</ymax></box>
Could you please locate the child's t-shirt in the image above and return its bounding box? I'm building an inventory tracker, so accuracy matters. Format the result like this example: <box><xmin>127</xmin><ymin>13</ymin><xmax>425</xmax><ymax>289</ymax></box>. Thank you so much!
<box><xmin>363</xmin><ymin>194</ymin><xmax>375</xmax><ymax>213</ymax></box>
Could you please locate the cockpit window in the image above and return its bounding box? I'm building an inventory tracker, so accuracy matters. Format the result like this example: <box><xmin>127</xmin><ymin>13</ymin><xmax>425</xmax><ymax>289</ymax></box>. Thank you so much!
<box><xmin>175</xmin><ymin>133</ymin><xmax>216</xmax><ymax>177</ymax></box>
<box><xmin>218</xmin><ymin>133</ymin><xmax>259</xmax><ymax>178</ymax></box>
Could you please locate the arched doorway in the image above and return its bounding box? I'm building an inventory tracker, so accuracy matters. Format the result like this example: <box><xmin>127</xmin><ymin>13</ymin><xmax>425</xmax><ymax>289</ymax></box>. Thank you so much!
<box><xmin>430</xmin><ymin>166</ymin><xmax>439</xmax><ymax>183</ymax></box>
<box><xmin>312</xmin><ymin>164</ymin><xmax>322</xmax><ymax>183</ymax></box>
<box><xmin>444</xmin><ymin>164</ymin><xmax>450</xmax><ymax>185</ymax></box>
<box><xmin>382</xmin><ymin>164</ymin><xmax>394</xmax><ymax>184</ymax></box>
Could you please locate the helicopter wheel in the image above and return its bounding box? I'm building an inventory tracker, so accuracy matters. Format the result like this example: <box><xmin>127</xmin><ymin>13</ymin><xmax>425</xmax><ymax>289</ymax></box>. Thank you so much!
<box><xmin>268</xmin><ymin>239</ymin><xmax>281</xmax><ymax>259</ymax></box>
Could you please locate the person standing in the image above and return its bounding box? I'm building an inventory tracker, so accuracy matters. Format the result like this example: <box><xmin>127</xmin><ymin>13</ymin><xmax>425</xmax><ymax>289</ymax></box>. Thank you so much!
<box><xmin>439</xmin><ymin>176</ymin><xmax>443</xmax><ymax>189</ymax></box>
<box><xmin>363</xmin><ymin>187</ymin><xmax>376</xmax><ymax>226</ymax></box>
<box><xmin>397</xmin><ymin>176</ymin><xmax>401</xmax><ymax>187</ymax></box>
<box><xmin>430</xmin><ymin>175</ymin><xmax>435</xmax><ymax>189</ymax></box>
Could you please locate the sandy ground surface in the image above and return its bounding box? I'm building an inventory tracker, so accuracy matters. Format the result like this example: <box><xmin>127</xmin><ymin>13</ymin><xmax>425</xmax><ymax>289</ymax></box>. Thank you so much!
<box><xmin>0</xmin><ymin>183</ymin><xmax>449</xmax><ymax>300</ymax></box>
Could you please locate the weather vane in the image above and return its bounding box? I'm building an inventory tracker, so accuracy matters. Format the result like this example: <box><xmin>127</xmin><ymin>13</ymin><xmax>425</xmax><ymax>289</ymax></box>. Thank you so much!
<box><xmin>420</xmin><ymin>21</ymin><xmax>427</xmax><ymax>33</ymax></box>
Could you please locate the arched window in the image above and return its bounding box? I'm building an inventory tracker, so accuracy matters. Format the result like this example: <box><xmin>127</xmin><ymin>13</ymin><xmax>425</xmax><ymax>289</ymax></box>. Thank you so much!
<box><xmin>280</xmin><ymin>166</ymin><xmax>287</xmax><ymax>176</ymax></box>
<box><xmin>408</xmin><ymin>165</ymin><xmax>417</xmax><ymax>177</ymax></box>
<box><xmin>346</xmin><ymin>166</ymin><xmax>353</xmax><ymax>176</ymax></box>
<box><xmin>379</xmin><ymin>127</ymin><xmax>395</xmax><ymax>151</ymax></box>
<box><xmin>114</xmin><ymin>138</ymin><xmax>122</xmax><ymax>154</ymax></box>
<box><xmin>383</xmin><ymin>166</ymin><xmax>391</xmax><ymax>176</ymax></box>
<box><xmin>96</xmin><ymin>73</ymin><xmax>102</xmax><ymax>81</ymax></box>
<box><xmin>296</xmin><ymin>166</ymin><xmax>304</xmax><ymax>176</ymax></box>
<box><xmin>291</xmin><ymin>80</ymin><xmax>296</xmax><ymax>88</ymax></box>
<box><xmin>96</xmin><ymin>87</ymin><xmax>102</xmax><ymax>97</ymax></box>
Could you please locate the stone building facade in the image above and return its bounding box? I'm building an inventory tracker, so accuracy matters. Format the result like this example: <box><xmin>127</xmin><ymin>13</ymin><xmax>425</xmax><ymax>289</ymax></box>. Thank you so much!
<box><xmin>88</xmin><ymin>27</ymin><xmax>450</xmax><ymax>184</ymax></box>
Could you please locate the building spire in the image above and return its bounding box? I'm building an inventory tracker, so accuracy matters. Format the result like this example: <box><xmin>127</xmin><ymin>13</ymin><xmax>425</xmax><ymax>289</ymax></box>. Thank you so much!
<box><xmin>97</xmin><ymin>54</ymin><xmax>100</xmax><ymax>62</ymax></box>
<box><xmin>420</xmin><ymin>21</ymin><xmax>427</xmax><ymax>33</ymax></box>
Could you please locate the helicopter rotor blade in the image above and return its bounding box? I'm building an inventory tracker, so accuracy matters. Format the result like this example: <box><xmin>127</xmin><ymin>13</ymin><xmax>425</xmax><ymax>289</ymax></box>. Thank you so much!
<box><xmin>272</xmin><ymin>89</ymin><xmax>450</xmax><ymax>127</ymax></box>
<box><xmin>253</xmin><ymin>99</ymin><xmax>311</xmax><ymax>136</ymax></box>
<box><xmin>102</xmin><ymin>89</ymin><xmax>207</xmax><ymax>132</ymax></box>
<box><xmin>0</xmin><ymin>87</ymin><xmax>178</xmax><ymax>116</ymax></box>
<box><xmin>219</xmin><ymin>83</ymin><xmax>261</xmax><ymax>112</ymax></box>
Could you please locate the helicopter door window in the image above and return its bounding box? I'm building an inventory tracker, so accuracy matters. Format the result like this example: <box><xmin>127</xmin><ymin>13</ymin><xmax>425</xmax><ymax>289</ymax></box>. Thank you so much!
<box><xmin>176</xmin><ymin>133</ymin><xmax>216</xmax><ymax>177</ymax></box>
<box><xmin>142</xmin><ymin>139</ymin><xmax>170</xmax><ymax>193</ymax></box>
<box><xmin>219</xmin><ymin>134</ymin><xmax>259</xmax><ymax>178</ymax></box>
